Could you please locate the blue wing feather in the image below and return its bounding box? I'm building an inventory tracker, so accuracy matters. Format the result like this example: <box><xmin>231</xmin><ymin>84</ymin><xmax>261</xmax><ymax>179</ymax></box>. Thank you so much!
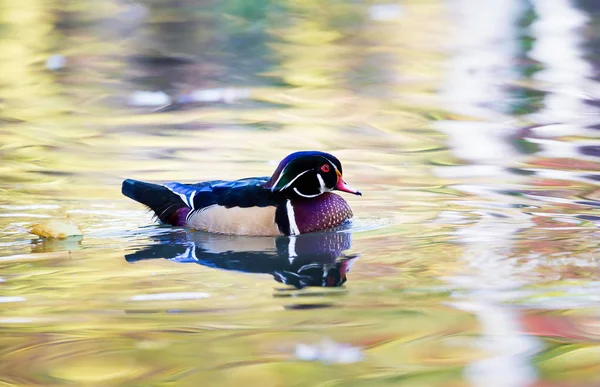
<box><xmin>162</xmin><ymin>177</ymin><xmax>274</xmax><ymax>211</ymax></box>
<box><xmin>211</xmin><ymin>177</ymin><xmax>269</xmax><ymax>190</ymax></box>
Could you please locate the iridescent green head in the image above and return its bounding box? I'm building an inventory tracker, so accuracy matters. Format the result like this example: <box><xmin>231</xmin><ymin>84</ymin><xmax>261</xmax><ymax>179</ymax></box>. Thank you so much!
<box><xmin>266</xmin><ymin>151</ymin><xmax>361</xmax><ymax>198</ymax></box>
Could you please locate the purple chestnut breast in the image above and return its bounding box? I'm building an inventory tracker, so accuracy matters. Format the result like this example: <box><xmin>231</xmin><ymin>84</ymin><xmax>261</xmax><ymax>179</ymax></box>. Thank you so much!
<box><xmin>292</xmin><ymin>193</ymin><xmax>353</xmax><ymax>234</ymax></box>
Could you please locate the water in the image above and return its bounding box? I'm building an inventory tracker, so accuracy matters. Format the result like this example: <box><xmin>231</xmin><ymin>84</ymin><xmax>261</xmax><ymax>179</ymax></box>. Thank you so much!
<box><xmin>1</xmin><ymin>0</ymin><xmax>600</xmax><ymax>385</ymax></box>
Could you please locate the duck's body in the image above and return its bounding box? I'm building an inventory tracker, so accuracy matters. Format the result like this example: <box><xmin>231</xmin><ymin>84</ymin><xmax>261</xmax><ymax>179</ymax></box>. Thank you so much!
<box><xmin>122</xmin><ymin>151</ymin><xmax>360</xmax><ymax>236</ymax></box>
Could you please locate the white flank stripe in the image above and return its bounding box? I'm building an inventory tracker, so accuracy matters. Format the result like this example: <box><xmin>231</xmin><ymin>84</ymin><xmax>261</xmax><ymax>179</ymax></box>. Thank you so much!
<box><xmin>186</xmin><ymin>209</ymin><xmax>195</xmax><ymax>222</ymax></box>
<box><xmin>179</xmin><ymin>192</ymin><xmax>190</xmax><ymax>207</ymax></box>
<box><xmin>286</xmin><ymin>200</ymin><xmax>300</xmax><ymax>235</ymax></box>
<box><xmin>188</xmin><ymin>191</ymin><xmax>197</xmax><ymax>209</ymax></box>
<box><xmin>164</xmin><ymin>185</ymin><xmax>191</xmax><ymax>207</ymax></box>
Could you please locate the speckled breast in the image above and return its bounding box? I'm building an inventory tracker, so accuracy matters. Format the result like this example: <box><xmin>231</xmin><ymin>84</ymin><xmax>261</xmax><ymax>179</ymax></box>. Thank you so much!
<box><xmin>291</xmin><ymin>193</ymin><xmax>353</xmax><ymax>234</ymax></box>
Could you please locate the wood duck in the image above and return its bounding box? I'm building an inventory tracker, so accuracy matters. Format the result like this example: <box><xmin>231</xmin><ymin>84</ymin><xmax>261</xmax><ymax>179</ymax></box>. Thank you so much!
<box><xmin>122</xmin><ymin>151</ymin><xmax>361</xmax><ymax>236</ymax></box>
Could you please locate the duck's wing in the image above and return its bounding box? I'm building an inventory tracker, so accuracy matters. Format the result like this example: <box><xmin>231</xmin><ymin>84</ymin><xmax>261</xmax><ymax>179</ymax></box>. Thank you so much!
<box><xmin>209</xmin><ymin>177</ymin><xmax>277</xmax><ymax>208</ymax></box>
<box><xmin>164</xmin><ymin>176</ymin><xmax>275</xmax><ymax>211</ymax></box>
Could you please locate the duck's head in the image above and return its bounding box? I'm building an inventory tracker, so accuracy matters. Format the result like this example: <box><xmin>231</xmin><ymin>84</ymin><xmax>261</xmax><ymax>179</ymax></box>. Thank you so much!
<box><xmin>265</xmin><ymin>151</ymin><xmax>361</xmax><ymax>198</ymax></box>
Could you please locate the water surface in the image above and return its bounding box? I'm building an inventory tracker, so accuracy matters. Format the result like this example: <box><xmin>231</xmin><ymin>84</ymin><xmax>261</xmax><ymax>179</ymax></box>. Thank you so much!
<box><xmin>1</xmin><ymin>0</ymin><xmax>600</xmax><ymax>385</ymax></box>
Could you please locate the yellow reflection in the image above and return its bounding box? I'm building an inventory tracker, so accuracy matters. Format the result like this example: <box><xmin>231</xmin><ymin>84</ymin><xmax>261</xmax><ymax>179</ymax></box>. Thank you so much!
<box><xmin>0</xmin><ymin>0</ymin><xmax>66</xmax><ymax>121</ymax></box>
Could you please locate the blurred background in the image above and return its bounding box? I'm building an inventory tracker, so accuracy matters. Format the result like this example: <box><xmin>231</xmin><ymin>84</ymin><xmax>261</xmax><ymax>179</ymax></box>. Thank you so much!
<box><xmin>1</xmin><ymin>0</ymin><xmax>600</xmax><ymax>386</ymax></box>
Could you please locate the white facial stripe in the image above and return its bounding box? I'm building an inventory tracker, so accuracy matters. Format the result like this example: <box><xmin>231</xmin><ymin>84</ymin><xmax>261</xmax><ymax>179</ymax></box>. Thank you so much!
<box><xmin>293</xmin><ymin>187</ymin><xmax>321</xmax><ymax>198</ymax></box>
<box><xmin>281</xmin><ymin>169</ymin><xmax>311</xmax><ymax>190</ymax></box>
<box><xmin>286</xmin><ymin>200</ymin><xmax>300</xmax><ymax>235</ymax></box>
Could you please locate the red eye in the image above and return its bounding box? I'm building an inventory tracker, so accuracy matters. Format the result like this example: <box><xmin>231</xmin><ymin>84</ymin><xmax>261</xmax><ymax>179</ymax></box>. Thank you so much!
<box><xmin>321</xmin><ymin>164</ymin><xmax>330</xmax><ymax>173</ymax></box>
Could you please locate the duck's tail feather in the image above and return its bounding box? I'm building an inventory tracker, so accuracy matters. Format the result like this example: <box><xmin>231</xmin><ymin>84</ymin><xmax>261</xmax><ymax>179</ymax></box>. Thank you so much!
<box><xmin>122</xmin><ymin>179</ymin><xmax>190</xmax><ymax>226</ymax></box>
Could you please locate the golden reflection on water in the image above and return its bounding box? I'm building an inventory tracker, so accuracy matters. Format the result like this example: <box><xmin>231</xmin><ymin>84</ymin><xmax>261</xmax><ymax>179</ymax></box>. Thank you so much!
<box><xmin>1</xmin><ymin>0</ymin><xmax>600</xmax><ymax>385</ymax></box>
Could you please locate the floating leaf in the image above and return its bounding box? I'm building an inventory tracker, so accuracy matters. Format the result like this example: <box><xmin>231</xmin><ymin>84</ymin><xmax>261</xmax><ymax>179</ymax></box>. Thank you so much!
<box><xmin>29</xmin><ymin>219</ymin><xmax>83</xmax><ymax>239</ymax></box>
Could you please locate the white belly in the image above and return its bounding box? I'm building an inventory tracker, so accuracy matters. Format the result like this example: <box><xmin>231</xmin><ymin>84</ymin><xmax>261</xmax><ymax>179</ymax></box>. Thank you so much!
<box><xmin>188</xmin><ymin>205</ymin><xmax>282</xmax><ymax>236</ymax></box>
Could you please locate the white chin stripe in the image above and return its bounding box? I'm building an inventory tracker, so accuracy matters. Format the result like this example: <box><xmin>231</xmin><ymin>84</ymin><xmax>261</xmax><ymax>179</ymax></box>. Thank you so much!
<box><xmin>293</xmin><ymin>187</ymin><xmax>321</xmax><ymax>198</ymax></box>
<box><xmin>317</xmin><ymin>174</ymin><xmax>326</xmax><ymax>193</ymax></box>
<box><xmin>286</xmin><ymin>200</ymin><xmax>300</xmax><ymax>235</ymax></box>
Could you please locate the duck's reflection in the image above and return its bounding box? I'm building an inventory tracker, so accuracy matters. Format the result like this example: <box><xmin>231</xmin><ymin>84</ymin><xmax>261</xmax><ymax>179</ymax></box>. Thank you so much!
<box><xmin>125</xmin><ymin>230</ymin><xmax>357</xmax><ymax>288</ymax></box>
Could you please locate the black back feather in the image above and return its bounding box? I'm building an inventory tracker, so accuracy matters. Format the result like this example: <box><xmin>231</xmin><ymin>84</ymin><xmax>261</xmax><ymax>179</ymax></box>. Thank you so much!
<box><xmin>122</xmin><ymin>179</ymin><xmax>187</xmax><ymax>224</ymax></box>
<box><xmin>210</xmin><ymin>178</ymin><xmax>278</xmax><ymax>208</ymax></box>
